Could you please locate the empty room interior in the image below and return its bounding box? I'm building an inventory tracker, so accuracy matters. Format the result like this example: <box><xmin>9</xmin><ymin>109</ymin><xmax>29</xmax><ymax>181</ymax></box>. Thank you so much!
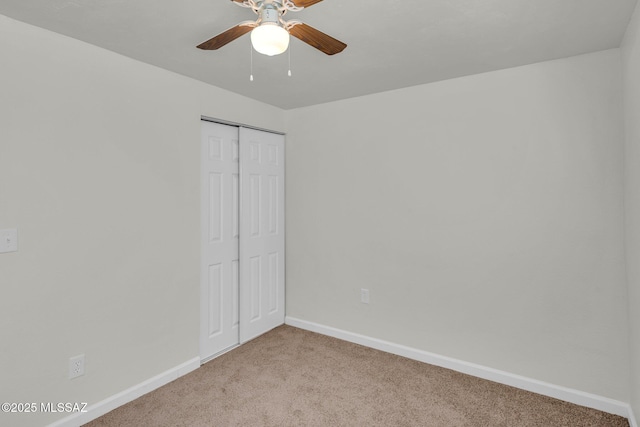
<box><xmin>2</xmin><ymin>0</ymin><xmax>640</xmax><ymax>426</ymax></box>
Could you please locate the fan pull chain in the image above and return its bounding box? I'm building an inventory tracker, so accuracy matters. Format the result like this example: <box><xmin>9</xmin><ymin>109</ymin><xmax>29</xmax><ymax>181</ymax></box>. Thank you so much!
<box><xmin>288</xmin><ymin>43</ymin><xmax>292</xmax><ymax>77</ymax></box>
<box><xmin>250</xmin><ymin>41</ymin><xmax>254</xmax><ymax>82</ymax></box>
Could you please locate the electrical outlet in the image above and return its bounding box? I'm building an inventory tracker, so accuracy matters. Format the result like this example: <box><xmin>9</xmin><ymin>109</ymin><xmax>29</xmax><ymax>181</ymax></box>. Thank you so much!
<box><xmin>360</xmin><ymin>288</ymin><xmax>370</xmax><ymax>304</ymax></box>
<box><xmin>69</xmin><ymin>354</ymin><xmax>85</xmax><ymax>379</ymax></box>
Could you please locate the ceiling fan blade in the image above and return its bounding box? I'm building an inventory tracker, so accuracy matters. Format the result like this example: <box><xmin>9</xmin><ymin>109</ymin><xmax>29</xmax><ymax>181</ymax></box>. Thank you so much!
<box><xmin>290</xmin><ymin>0</ymin><xmax>324</xmax><ymax>7</ymax></box>
<box><xmin>197</xmin><ymin>24</ymin><xmax>254</xmax><ymax>50</ymax></box>
<box><xmin>288</xmin><ymin>23</ymin><xmax>346</xmax><ymax>55</ymax></box>
<box><xmin>230</xmin><ymin>0</ymin><xmax>322</xmax><ymax>6</ymax></box>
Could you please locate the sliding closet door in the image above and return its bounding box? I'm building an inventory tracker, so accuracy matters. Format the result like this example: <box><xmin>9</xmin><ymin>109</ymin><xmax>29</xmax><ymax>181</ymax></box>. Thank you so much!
<box><xmin>200</xmin><ymin>121</ymin><xmax>240</xmax><ymax>361</ymax></box>
<box><xmin>239</xmin><ymin>127</ymin><xmax>285</xmax><ymax>343</ymax></box>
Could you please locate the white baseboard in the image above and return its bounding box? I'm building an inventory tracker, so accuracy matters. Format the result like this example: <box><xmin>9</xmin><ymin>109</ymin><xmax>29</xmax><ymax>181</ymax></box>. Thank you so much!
<box><xmin>48</xmin><ymin>356</ymin><xmax>200</xmax><ymax>427</ymax></box>
<box><xmin>629</xmin><ymin>406</ymin><xmax>638</xmax><ymax>427</ymax></box>
<box><xmin>285</xmin><ymin>316</ymin><xmax>633</xmax><ymax>423</ymax></box>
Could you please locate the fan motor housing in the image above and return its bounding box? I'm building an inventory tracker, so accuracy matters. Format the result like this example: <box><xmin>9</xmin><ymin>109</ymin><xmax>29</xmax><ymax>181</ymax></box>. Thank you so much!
<box><xmin>260</xmin><ymin>7</ymin><xmax>281</xmax><ymax>24</ymax></box>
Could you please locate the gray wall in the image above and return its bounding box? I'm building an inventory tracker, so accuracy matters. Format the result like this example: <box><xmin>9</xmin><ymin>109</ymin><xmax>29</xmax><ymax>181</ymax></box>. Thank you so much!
<box><xmin>0</xmin><ymin>8</ymin><xmax>636</xmax><ymax>426</ymax></box>
<box><xmin>0</xmin><ymin>14</ymin><xmax>284</xmax><ymax>427</ymax></box>
<box><xmin>284</xmin><ymin>49</ymin><xmax>629</xmax><ymax>401</ymax></box>
<box><xmin>623</xmin><ymin>1</ymin><xmax>640</xmax><ymax>421</ymax></box>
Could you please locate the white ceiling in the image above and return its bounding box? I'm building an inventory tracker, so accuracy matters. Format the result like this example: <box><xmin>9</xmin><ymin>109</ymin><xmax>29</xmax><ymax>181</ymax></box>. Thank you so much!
<box><xmin>0</xmin><ymin>0</ymin><xmax>637</xmax><ymax>109</ymax></box>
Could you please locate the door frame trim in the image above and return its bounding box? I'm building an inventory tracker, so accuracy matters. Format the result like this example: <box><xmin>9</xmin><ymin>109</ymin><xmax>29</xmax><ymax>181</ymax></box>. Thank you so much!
<box><xmin>201</xmin><ymin>116</ymin><xmax>285</xmax><ymax>136</ymax></box>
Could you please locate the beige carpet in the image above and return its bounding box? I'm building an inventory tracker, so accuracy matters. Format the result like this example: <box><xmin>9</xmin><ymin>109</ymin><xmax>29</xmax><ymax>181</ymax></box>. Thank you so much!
<box><xmin>85</xmin><ymin>325</ymin><xmax>629</xmax><ymax>426</ymax></box>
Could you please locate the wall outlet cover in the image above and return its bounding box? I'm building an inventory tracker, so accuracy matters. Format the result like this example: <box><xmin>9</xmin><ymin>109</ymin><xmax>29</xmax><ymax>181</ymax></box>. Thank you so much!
<box><xmin>69</xmin><ymin>354</ymin><xmax>85</xmax><ymax>379</ymax></box>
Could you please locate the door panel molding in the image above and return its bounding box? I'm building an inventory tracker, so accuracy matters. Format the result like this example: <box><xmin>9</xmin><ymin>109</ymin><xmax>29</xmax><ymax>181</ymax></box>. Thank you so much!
<box><xmin>201</xmin><ymin>122</ymin><xmax>285</xmax><ymax>359</ymax></box>
<box><xmin>200</xmin><ymin>121</ymin><xmax>240</xmax><ymax>360</ymax></box>
<box><xmin>239</xmin><ymin>127</ymin><xmax>286</xmax><ymax>343</ymax></box>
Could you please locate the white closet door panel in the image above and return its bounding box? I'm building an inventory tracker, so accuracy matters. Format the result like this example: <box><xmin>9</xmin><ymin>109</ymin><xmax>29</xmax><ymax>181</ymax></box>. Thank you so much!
<box><xmin>239</xmin><ymin>127</ymin><xmax>285</xmax><ymax>343</ymax></box>
<box><xmin>201</xmin><ymin>121</ymin><xmax>240</xmax><ymax>360</ymax></box>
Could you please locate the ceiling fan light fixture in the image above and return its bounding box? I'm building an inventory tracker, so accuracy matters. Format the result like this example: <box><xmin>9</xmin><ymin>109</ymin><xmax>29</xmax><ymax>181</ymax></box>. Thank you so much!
<box><xmin>251</xmin><ymin>23</ymin><xmax>290</xmax><ymax>56</ymax></box>
<box><xmin>197</xmin><ymin>0</ymin><xmax>347</xmax><ymax>56</ymax></box>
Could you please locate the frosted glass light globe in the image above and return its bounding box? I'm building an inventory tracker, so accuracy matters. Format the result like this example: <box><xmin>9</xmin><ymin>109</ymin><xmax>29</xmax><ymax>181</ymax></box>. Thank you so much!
<box><xmin>251</xmin><ymin>24</ymin><xmax>290</xmax><ymax>56</ymax></box>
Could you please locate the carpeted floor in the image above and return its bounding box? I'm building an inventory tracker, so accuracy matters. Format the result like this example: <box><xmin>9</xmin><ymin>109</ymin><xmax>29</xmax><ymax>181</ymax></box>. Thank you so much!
<box><xmin>85</xmin><ymin>325</ymin><xmax>629</xmax><ymax>426</ymax></box>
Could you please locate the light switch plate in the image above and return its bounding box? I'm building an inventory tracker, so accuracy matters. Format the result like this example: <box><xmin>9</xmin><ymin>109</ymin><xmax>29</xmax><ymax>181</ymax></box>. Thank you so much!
<box><xmin>0</xmin><ymin>229</ymin><xmax>18</xmax><ymax>253</ymax></box>
<box><xmin>360</xmin><ymin>288</ymin><xmax>370</xmax><ymax>304</ymax></box>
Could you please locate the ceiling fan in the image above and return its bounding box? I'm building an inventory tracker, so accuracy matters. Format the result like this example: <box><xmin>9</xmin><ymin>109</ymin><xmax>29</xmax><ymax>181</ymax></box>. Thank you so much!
<box><xmin>197</xmin><ymin>0</ymin><xmax>347</xmax><ymax>56</ymax></box>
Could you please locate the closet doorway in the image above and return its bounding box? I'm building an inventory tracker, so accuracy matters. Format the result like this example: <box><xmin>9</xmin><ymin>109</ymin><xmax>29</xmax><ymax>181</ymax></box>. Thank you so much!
<box><xmin>200</xmin><ymin>120</ymin><xmax>285</xmax><ymax>362</ymax></box>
